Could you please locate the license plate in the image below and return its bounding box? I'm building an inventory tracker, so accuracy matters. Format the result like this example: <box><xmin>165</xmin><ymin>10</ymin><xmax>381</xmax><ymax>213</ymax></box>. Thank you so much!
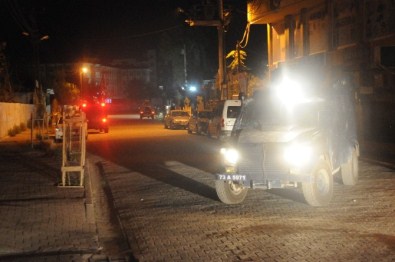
<box><xmin>217</xmin><ymin>174</ymin><xmax>246</xmax><ymax>181</ymax></box>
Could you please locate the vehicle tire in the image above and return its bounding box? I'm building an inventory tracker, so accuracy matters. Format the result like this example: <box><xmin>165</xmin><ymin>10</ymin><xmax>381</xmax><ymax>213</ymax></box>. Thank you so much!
<box><xmin>140</xmin><ymin>115</ymin><xmax>143</xmax><ymax>120</ymax></box>
<box><xmin>215</xmin><ymin>180</ymin><xmax>248</xmax><ymax>204</ymax></box>
<box><xmin>170</xmin><ymin>122</ymin><xmax>175</xmax><ymax>129</ymax></box>
<box><xmin>341</xmin><ymin>148</ymin><xmax>359</xmax><ymax>185</ymax></box>
<box><xmin>197</xmin><ymin>125</ymin><xmax>201</xmax><ymax>135</ymax></box>
<box><xmin>104</xmin><ymin>128</ymin><xmax>109</xmax><ymax>133</ymax></box>
<box><xmin>151</xmin><ymin>116</ymin><xmax>154</xmax><ymax>119</ymax></box>
<box><xmin>302</xmin><ymin>159</ymin><xmax>333</xmax><ymax>207</ymax></box>
<box><xmin>187</xmin><ymin>127</ymin><xmax>192</xmax><ymax>134</ymax></box>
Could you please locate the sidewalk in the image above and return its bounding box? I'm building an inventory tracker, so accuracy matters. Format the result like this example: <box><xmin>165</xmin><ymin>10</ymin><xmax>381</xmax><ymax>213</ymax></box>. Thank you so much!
<box><xmin>360</xmin><ymin>140</ymin><xmax>395</xmax><ymax>169</ymax></box>
<box><xmin>0</xmin><ymin>130</ymin><xmax>100</xmax><ymax>261</ymax></box>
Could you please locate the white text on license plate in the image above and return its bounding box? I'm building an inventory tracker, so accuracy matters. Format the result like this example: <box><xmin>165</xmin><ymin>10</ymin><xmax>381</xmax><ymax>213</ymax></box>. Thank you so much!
<box><xmin>218</xmin><ymin>174</ymin><xmax>246</xmax><ymax>181</ymax></box>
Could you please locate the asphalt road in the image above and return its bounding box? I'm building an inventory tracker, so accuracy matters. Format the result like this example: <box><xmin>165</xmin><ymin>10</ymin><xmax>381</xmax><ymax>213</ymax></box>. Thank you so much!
<box><xmin>86</xmin><ymin>115</ymin><xmax>395</xmax><ymax>261</ymax></box>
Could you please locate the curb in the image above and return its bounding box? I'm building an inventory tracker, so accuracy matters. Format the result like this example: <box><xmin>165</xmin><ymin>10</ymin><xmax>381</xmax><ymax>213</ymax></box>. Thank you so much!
<box><xmin>87</xmin><ymin>155</ymin><xmax>137</xmax><ymax>262</ymax></box>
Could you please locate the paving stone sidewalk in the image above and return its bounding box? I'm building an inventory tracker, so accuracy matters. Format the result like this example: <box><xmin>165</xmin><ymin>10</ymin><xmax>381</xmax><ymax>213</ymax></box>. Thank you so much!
<box><xmin>0</xmin><ymin>131</ymin><xmax>100</xmax><ymax>262</ymax></box>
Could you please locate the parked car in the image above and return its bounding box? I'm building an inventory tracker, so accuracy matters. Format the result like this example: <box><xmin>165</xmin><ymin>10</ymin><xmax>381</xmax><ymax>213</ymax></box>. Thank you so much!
<box><xmin>187</xmin><ymin>110</ymin><xmax>212</xmax><ymax>135</ymax></box>
<box><xmin>140</xmin><ymin>106</ymin><xmax>155</xmax><ymax>119</ymax></box>
<box><xmin>54</xmin><ymin>115</ymin><xmax>88</xmax><ymax>143</ymax></box>
<box><xmin>207</xmin><ymin>100</ymin><xmax>241</xmax><ymax>140</ymax></box>
<box><xmin>164</xmin><ymin>110</ymin><xmax>190</xmax><ymax>129</ymax></box>
<box><xmin>54</xmin><ymin>117</ymin><xmax>64</xmax><ymax>143</ymax></box>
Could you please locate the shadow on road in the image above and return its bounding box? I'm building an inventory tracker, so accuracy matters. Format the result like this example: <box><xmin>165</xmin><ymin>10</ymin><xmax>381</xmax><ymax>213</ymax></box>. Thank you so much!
<box><xmin>97</xmin><ymin>160</ymin><xmax>219</xmax><ymax>202</ymax></box>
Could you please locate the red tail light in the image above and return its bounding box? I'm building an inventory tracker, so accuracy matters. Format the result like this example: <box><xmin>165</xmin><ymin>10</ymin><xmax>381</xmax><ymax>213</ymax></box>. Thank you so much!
<box><xmin>100</xmin><ymin>102</ymin><xmax>105</xmax><ymax>107</ymax></box>
<box><xmin>151</xmin><ymin>111</ymin><xmax>155</xmax><ymax>114</ymax></box>
<box><xmin>221</xmin><ymin>118</ymin><xmax>224</xmax><ymax>127</ymax></box>
<box><xmin>102</xmin><ymin>118</ymin><xmax>107</xmax><ymax>123</ymax></box>
<box><xmin>82</xmin><ymin>103</ymin><xmax>87</xmax><ymax>108</ymax></box>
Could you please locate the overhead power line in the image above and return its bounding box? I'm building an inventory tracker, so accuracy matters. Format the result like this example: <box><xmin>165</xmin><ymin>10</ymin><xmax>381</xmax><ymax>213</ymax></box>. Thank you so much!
<box><xmin>83</xmin><ymin>25</ymin><xmax>183</xmax><ymax>41</ymax></box>
<box><xmin>5</xmin><ymin>0</ymin><xmax>34</xmax><ymax>34</ymax></box>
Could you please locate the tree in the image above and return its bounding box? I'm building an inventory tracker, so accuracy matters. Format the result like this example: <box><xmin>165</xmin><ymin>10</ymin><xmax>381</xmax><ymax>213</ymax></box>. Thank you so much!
<box><xmin>226</xmin><ymin>46</ymin><xmax>247</xmax><ymax>72</ymax></box>
<box><xmin>156</xmin><ymin>26</ymin><xmax>217</xmax><ymax>104</ymax></box>
<box><xmin>225</xmin><ymin>43</ymin><xmax>248</xmax><ymax>98</ymax></box>
<box><xmin>44</xmin><ymin>69</ymin><xmax>79</xmax><ymax>106</ymax></box>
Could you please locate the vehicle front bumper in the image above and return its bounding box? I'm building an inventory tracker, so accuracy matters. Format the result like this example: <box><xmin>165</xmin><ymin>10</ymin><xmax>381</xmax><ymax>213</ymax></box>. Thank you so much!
<box><xmin>216</xmin><ymin>143</ymin><xmax>314</xmax><ymax>188</ymax></box>
<box><xmin>172</xmin><ymin>121</ymin><xmax>188</xmax><ymax>128</ymax></box>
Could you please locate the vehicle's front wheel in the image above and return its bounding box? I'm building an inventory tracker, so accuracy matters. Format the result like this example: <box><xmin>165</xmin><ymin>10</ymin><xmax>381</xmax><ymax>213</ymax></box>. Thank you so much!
<box><xmin>215</xmin><ymin>180</ymin><xmax>248</xmax><ymax>204</ymax></box>
<box><xmin>302</xmin><ymin>159</ymin><xmax>333</xmax><ymax>207</ymax></box>
<box><xmin>341</xmin><ymin>148</ymin><xmax>359</xmax><ymax>185</ymax></box>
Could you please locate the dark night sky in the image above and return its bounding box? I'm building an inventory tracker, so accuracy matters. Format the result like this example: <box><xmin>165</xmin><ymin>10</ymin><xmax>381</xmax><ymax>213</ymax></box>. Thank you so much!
<box><xmin>0</xmin><ymin>0</ymin><xmax>267</xmax><ymax>75</ymax></box>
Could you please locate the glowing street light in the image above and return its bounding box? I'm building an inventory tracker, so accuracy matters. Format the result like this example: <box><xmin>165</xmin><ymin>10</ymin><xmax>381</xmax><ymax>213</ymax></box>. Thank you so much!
<box><xmin>80</xmin><ymin>66</ymin><xmax>88</xmax><ymax>97</ymax></box>
<box><xmin>189</xmin><ymin>85</ymin><xmax>197</xmax><ymax>92</ymax></box>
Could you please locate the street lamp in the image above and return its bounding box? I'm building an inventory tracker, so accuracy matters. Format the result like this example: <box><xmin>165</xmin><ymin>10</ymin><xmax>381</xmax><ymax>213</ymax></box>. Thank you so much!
<box><xmin>189</xmin><ymin>85</ymin><xmax>197</xmax><ymax>92</ymax></box>
<box><xmin>80</xmin><ymin>67</ymin><xmax>88</xmax><ymax>98</ymax></box>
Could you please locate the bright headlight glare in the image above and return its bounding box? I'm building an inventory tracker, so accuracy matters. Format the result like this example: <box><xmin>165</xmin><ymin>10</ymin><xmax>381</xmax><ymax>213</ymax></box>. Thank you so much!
<box><xmin>220</xmin><ymin>148</ymin><xmax>240</xmax><ymax>166</ymax></box>
<box><xmin>275</xmin><ymin>77</ymin><xmax>306</xmax><ymax>109</ymax></box>
<box><xmin>284</xmin><ymin>143</ymin><xmax>312</xmax><ymax>167</ymax></box>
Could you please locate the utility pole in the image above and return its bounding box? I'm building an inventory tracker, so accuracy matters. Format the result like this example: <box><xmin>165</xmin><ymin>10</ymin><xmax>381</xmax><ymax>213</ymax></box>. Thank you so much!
<box><xmin>20</xmin><ymin>6</ymin><xmax>49</xmax><ymax>120</ymax></box>
<box><xmin>23</xmin><ymin>32</ymin><xmax>49</xmax><ymax>118</ymax></box>
<box><xmin>186</xmin><ymin>0</ymin><xmax>228</xmax><ymax>100</ymax></box>
<box><xmin>182</xmin><ymin>44</ymin><xmax>188</xmax><ymax>88</ymax></box>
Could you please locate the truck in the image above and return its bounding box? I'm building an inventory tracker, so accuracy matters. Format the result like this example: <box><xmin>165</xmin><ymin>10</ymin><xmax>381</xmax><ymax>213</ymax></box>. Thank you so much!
<box><xmin>215</xmin><ymin>65</ymin><xmax>359</xmax><ymax>206</ymax></box>
<box><xmin>80</xmin><ymin>99</ymin><xmax>109</xmax><ymax>133</ymax></box>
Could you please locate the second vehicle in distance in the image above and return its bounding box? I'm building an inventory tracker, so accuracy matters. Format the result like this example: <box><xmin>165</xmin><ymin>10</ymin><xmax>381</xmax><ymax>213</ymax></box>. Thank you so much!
<box><xmin>164</xmin><ymin>110</ymin><xmax>190</xmax><ymax>129</ymax></box>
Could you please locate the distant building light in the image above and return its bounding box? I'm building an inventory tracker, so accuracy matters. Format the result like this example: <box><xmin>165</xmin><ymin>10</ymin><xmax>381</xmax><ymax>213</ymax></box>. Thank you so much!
<box><xmin>189</xmin><ymin>86</ymin><xmax>197</xmax><ymax>92</ymax></box>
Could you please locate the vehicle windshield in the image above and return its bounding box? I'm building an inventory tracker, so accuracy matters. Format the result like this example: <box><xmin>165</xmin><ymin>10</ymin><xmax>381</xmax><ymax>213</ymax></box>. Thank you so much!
<box><xmin>172</xmin><ymin>111</ymin><xmax>189</xmax><ymax>117</ymax></box>
<box><xmin>235</xmin><ymin>94</ymin><xmax>322</xmax><ymax>131</ymax></box>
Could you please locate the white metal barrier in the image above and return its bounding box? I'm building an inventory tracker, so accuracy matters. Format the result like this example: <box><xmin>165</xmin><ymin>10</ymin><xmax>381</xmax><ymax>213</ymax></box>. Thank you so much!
<box><xmin>60</xmin><ymin>106</ymin><xmax>87</xmax><ymax>187</ymax></box>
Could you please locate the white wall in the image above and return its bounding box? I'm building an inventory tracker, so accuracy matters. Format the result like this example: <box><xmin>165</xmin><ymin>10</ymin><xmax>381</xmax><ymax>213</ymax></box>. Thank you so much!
<box><xmin>0</xmin><ymin>103</ymin><xmax>34</xmax><ymax>138</ymax></box>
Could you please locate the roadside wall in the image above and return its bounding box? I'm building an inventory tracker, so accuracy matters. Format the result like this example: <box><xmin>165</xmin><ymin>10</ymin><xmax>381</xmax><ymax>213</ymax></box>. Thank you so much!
<box><xmin>0</xmin><ymin>103</ymin><xmax>34</xmax><ymax>139</ymax></box>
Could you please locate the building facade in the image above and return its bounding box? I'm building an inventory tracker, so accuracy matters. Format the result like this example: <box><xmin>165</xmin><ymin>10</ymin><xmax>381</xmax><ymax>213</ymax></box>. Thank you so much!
<box><xmin>247</xmin><ymin>0</ymin><xmax>395</xmax><ymax>142</ymax></box>
<box><xmin>41</xmin><ymin>50</ymin><xmax>157</xmax><ymax>101</ymax></box>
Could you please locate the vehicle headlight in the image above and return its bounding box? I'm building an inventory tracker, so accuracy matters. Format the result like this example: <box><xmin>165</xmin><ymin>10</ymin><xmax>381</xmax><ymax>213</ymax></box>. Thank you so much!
<box><xmin>283</xmin><ymin>142</ymin><xmax>312</xmax><ymax>167</ymax></box>
<box><xmin>220</xmin><ymin>148</ymin><xmax>240</xmax><ymax>166</ymax></box>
